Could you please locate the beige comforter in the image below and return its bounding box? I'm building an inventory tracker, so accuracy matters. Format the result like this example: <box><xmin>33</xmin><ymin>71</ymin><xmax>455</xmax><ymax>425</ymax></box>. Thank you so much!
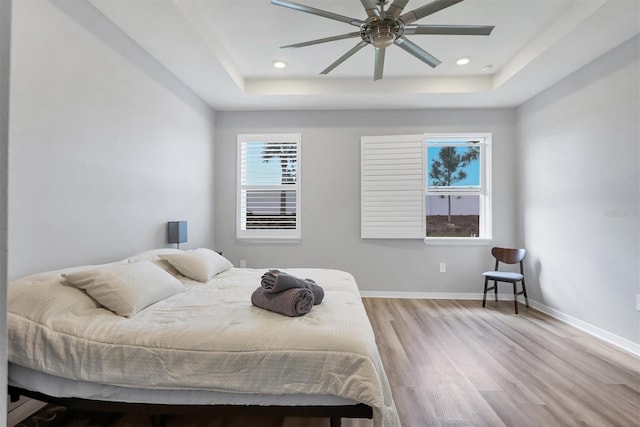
<box><xmin>8</xmin><ymin>263</ymin><xmax>400</xmax><ymax>426</ymax></box>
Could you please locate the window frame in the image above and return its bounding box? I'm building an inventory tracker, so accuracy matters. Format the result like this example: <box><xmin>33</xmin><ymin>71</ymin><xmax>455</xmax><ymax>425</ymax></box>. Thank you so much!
<box><xmin>424</xmin><ymin>133</ymin><xmax>492</xmax><ymax>245</ymax></box>
<box><xmin>236</xmin><ymin>133</ymin><xmax>302</xmax><ymax>243</ymax></box>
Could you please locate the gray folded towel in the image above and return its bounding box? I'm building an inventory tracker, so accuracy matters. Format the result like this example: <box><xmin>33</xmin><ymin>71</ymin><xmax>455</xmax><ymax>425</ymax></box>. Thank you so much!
<box><xmin>261</xmin><ymin>269</ymin><xmax>324</xmax><ymax>305</ymax></box>
<box><xmin>302</xmin><ymin>278</ymin><xmax>324</xmax><ymax>305</ymax></box>
<box><xmin>251</xmin><ymin>287</ymin><xmax>314</xmax><ymax>317</ymax></box>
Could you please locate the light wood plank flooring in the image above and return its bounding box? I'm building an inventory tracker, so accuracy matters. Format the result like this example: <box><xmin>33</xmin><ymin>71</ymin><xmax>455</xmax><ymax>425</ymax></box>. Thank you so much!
<box><xmin>363</xmin><ymin>299</ymin><xmax>639</xmax><ymax>427</ymax></box>
<box><xmin>17</xmin><ymin>299</ymin><xmax>640</xmax><ymax>427</ymax></box>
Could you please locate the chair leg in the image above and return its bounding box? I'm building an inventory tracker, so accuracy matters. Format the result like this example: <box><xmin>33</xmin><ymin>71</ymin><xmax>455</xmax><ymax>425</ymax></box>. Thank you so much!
<box><xmin>482</xmin><ymin>277</ymin><xmax>489</xmax><ymax>307</ymax></box>
<box><xmin>494</xmin><ymin>281</ymin><xmax>498</xmax><ymax>301</ymax></box>
<box><xmin>513</xmin><ymin>282</ymin><xmax>518</xmax><ymax>314</ymax></box>
<box><xmin>521</xmin><ymin>279</ymin><xmax>529</xmax><ymax>307</ymax></box>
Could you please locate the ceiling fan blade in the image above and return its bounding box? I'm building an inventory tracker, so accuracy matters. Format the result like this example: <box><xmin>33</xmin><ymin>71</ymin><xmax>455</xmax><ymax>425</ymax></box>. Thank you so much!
<box><xmin>400</xmin><ymin>0</ymin><xmax>464</xmax><ymax>25</ymax></box>
<box><xmin>403</xmin><ymin>24</ymin><xmax>494</xmax><ymax>36</ymax></box>
<box><xmin>360</xmin><ymin>0</ymin><xmax>381</xmax><ymax>18</ymax></box>
<box><xmin>394</xmin><ymin>36</ymin><xmax>441</xmax><ymax>68</ymax></box>
<box><xmin>386</xmin><ymin>0</ymin><xmax>410</xmax><ymax>19</ymax></box>
<box><xmin>374</xmin><ymin>47</ymin><xmax>386</xmax><ymax>81</ymax></box>
<box><xmin>321</xmin><ymin>40</ymin><xmax>368</xmax><ymax>75</ymax></box>
<box><xmin>281</xmin><ymin>32</ymin><xmax>362</xmax><ymax>49</ymax></box>
<box><xmin>271</xmin><ymin>0</ymin><xmax>365</xmax><ymax>27</ymax></box>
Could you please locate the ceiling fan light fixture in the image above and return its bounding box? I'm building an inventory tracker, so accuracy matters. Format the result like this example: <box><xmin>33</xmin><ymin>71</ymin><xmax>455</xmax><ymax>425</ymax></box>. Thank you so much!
<box><xmin>456</xmin><ymin>57</ymin><xmax>470</xmax><ymax>65</ymax></box>
<box><xmin>371</xmin><ymin>34</ymin><xmax>395</xmax><ymax>48</ymax></box>
<box><xmin>371</xmin><ymin>30</ymin><xmax>395</xmax><ymax>48</ymax></box>
<box><xmin>273</xmin><ymin>60</ymin><xmax>287</xmax><ymax>69</ymax></box>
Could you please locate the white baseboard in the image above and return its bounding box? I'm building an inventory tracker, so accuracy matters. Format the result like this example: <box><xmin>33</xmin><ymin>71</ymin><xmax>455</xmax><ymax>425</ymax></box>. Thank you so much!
<box><xmin>527</xmin><ymin>300</ymin><xmax>640</xmax><ymax>356</ymax></box>
<box><xmin>360</xmin><ymin>291</ymin><xmax>640</xmax><ymax>356</ymax></box>
<box><xmin>360</xmin><ymin>291</ymin><xmax>522</xmax><ymax>300</ymax></box>
<box><xmin>361</xmin><ymin>291</ymin><xmax>494</xmax><ymax>300</ymax></box>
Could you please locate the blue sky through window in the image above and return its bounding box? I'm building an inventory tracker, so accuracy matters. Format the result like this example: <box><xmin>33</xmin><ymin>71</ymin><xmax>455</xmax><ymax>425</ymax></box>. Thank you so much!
<box><xmin>427</xmin><ymin>146</ymin><xmax>480</xmax><ymax>187</ymax></box>
<box><xmin>246</xmin><ymin>142</ymin><xmax>283</xmax><ymax>186</ymax></box>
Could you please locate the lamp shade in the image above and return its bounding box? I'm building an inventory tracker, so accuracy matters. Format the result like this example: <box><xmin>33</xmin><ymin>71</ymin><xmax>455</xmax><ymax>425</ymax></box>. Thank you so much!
<box><xmin>167</xmin><ymin>221</ymin><xmax>188</xmax><ymax>245</ymax></box>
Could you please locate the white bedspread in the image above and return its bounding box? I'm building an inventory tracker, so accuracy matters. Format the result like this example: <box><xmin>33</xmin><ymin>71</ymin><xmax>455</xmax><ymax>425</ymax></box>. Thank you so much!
<box><xmin>8</xmin><ymin>264</ymin><xmax>400</xmax><ymax>426</ymax></box>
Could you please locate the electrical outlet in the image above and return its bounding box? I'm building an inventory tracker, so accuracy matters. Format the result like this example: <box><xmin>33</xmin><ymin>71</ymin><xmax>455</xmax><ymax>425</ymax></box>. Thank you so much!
<box><xmin>240</xmin><ymin>259</ymin><xmax>247</xmax><ymax>268</ymax></box>
<box><xmin>439</xmin><ymin>263</ymin><xmax>446</xmax><ymax>273</ymax></box>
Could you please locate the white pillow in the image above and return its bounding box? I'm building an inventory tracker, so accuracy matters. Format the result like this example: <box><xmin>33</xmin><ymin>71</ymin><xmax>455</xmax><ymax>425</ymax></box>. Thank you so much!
<box><xmin>62</xmin><ymin>261</ymin><xmax>184</xmax><ymax>317</ymax></box>
<box><xmin>159</xmin><ymin>248</ymin><xmax>233</xmax><ymax>282</ymax></box>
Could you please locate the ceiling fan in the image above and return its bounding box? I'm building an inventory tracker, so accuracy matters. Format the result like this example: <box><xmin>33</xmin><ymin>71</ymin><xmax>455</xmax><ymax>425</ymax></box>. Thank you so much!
<box><xmin>271</xmin><ymin>0</ymin><xmax>494</xmax><ymax>80</ymax></box>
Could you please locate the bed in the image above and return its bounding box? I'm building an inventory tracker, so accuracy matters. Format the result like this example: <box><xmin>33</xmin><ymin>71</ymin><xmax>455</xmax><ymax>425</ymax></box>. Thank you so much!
<box><xmin>7</xmin><ymin>248</ymin><xmax>400</xmax><ymax>427</ymax></box>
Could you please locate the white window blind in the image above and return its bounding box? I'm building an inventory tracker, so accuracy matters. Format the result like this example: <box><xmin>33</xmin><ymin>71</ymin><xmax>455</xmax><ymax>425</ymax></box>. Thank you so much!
<box><xmin>361</xmin><ymin>135</ymin><xmax>426</xmax><ymax>238</ymax></box>
<box><xmin>237</xmin><ymin>134</ymin><xmax>301</xmax><ymax>241</ymax></box>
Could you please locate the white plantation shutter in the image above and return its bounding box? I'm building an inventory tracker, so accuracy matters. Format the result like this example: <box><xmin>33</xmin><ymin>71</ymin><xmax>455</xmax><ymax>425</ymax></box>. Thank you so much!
<box><xmin>361</xmin><ymin>135</ymin><xmax>426</xmax><ymax>238</ymax></box>
<box><xmin>237</xmin><ymin>134</ymin><xmax>301</xmax><ymax>241</ymax></box>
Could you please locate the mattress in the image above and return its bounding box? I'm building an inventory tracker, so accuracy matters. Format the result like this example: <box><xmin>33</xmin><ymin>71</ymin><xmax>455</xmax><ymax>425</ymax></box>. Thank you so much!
<box><xmin>8</xmin><ymin>363</ymin><xmax>357</xmax><ymax>407</ymax></box>
<box><xmin>8</xmin><ymin>261</ymin><xmax>400</xmax><ymax>426</ymax></box>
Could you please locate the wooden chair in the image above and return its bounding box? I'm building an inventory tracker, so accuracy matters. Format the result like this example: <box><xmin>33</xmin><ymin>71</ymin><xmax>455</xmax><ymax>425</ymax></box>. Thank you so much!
<box><xmin>482</xmin><ymin>247</ymin><xmax>529</xmax><ymax>314</ymax></box>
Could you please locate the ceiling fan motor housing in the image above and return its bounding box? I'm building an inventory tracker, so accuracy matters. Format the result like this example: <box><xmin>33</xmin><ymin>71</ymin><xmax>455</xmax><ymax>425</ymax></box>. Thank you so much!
<box><xmin>362</xmin><ymin>18</ymin><xmax>402</xmax><ymax>48</ymax></box>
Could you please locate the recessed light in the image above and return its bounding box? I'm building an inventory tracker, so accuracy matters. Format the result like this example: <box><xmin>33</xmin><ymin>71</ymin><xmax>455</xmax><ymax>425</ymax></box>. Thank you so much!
<box><xmin>273</xmin><ymin>60</ymin><xmax>287</xmax><ymax>69</ymax></box>
<box><xmin>482</xmin><ymin>64</ymin><xmax>494</xmax><ymax>72</ymax></box>
<box><xmin>456</xmin><ymin>57</ymin><xmax>470</xmax><ymax>65</ymax></box>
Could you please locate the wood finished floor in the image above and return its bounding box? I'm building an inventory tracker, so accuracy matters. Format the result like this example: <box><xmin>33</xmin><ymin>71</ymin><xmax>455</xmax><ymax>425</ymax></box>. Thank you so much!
<box><xmin>364</xmin><ymin>299</ymin><xmax>639</xmax><ymax>427</ymax></box>
<box><xmin>18</xmin><ymin>299</ymin><xmax>640</xmax><ymax>427</ymax></box>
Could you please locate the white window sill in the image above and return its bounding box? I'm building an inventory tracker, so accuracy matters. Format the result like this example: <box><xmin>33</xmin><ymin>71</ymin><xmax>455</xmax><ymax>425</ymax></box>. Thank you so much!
<box><xmin>237</xmin><ymin>238</ymin><xmax>301</xmax><ymax>244</ymax></box>
<box><xmin>423</xmin><ymin>237</ymin><xmax>492</xmax><ymax>246</ymax></box>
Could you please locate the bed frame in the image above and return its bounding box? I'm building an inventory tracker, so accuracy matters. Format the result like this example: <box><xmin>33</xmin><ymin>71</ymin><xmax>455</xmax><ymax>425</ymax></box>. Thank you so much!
<box><xmin>9</xmin><ymin>385</ymin><xmax>373</xmax><ymax>427</ymax></box>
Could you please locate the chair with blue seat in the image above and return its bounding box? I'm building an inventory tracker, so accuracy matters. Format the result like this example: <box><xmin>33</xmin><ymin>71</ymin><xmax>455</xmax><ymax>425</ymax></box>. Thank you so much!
<box><xmin>482</xmin><ymin>247</ymin><xmax>528</xmax><ymax>314</ymax></box>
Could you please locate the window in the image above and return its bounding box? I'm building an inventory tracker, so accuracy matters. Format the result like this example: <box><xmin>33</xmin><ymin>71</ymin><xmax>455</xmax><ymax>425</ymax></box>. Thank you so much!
<box><xmin>361</xmin><ymin>133</ymin><xmax>491</xmax><ymax>243</ymax></box>
<box><xmin>426</xmin><ymin>135</ymin><xmax>491</xmax><ymax>241</ymax></box>
<box><xmin>237</xmin><ymin>134</ymin><xmax>301</xmax><ymax>242</ymax></box>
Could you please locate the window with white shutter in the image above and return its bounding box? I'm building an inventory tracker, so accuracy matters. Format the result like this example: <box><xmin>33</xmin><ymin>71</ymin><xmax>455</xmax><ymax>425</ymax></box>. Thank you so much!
<box><xmin>362</xmin><ymin>133</ymin><xmax>492</xmax><ymax>243</ymax></box>
<box><xmin>237</xmin><ymin>134</ymin><xmax>301</xmax><ymax>242</ymax></box>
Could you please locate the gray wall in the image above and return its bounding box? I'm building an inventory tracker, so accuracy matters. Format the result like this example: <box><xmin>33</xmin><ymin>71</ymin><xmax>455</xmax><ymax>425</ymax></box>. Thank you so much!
<box><xmin>8</xmin><ymin>0</ymin><xmax>217</xmax><ymax>279</ymax></box>
<box><xmin>517</xmin><ymin>35</ymin><xmax>640</xmax><ymax>344</ymax></box>
<box><xmin>215</xmin><ymin>109</ymin><xmax>518</xmax><ymax>294</ymax></box>
<box><xmin>1</xmin><ymin>0</ymin><xmax>11</xmax><ymax>423</ymax></box>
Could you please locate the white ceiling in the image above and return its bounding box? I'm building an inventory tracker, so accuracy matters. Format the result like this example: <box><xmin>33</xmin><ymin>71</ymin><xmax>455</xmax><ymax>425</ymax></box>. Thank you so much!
<box><xmin>88</xmin><ymin>0</ymin><xmax>640</xmax><ymax>111</ymax></box>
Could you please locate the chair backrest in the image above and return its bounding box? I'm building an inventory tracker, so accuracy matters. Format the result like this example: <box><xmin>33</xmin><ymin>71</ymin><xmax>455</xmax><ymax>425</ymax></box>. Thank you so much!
<box><xmin>491</xmin><ymin>247</ymin><xmax>526</xmax><ymax>265</ymax></box>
